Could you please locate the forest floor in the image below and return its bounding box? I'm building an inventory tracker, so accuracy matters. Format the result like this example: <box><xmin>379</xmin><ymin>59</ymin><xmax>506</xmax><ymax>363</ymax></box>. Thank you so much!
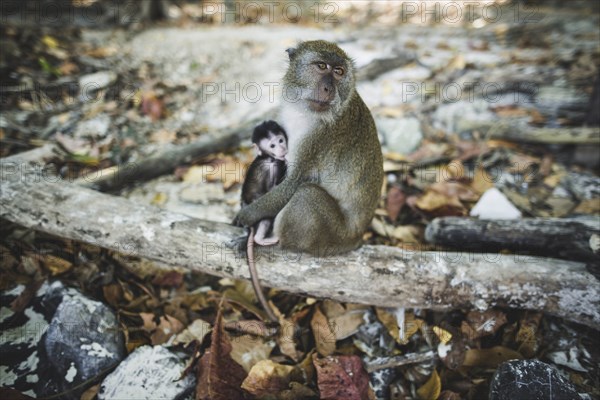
<box><xmin>1</xmin><ymin>1</ymin><xmax>599</xmax><ymax>399</ymax></box>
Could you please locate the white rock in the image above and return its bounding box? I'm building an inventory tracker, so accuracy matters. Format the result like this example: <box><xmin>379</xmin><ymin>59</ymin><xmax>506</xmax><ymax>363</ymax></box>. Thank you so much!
<box><xmin>98</xmin><ymin>346</ymin><xmax>195</xmax><ymax>400</ymax></box>
<box><xmin>470</xmin><ymin>188</ymin><xmax>522</xmax><ymax>220</ymax></box>
<box><xmin>74</xmin><ymin>114</ymin><xmax>111</xmax><ymax>139</ymax></box>
<box><xmin>78</xmin><ymin>71</ymin><xmax>117</xmax><ymax>93</ymax></box>
<box><xmin>377</xmin><ymin>117</ymin><xmax>422</xmax><ymax>155</ymax></box>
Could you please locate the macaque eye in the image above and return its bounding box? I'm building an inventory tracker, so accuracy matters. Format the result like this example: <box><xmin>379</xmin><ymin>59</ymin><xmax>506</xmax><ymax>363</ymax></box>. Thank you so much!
<box><xmin>316</xmin><ymin>62</ymin><xmax>327</xmax><ymax>70</ymax></box>
<box><xmin>334</xmin><ymin>67</ymin><xmax>345</xmax><ymax>76</ymax></box>
<box><xmin>270</xmin><ymin>144</ymin><xmax>275</xmax><ymax>148</ymax></box>
<box><xmin>279</xmin><ymin>139</ymin><xmax>283</xmax><ymax>143</ymax></box>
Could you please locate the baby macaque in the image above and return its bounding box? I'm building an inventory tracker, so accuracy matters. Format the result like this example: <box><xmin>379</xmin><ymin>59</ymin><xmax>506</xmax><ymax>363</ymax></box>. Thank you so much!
<box><xmin>240</xmin><ymin>120</ymin><xmax>287</xmax><ymax>322</ymax></box>
<box><xmin>242</xmin><ymin>120</ymin><xmax>288</xmax><ymax>246</ymax></box>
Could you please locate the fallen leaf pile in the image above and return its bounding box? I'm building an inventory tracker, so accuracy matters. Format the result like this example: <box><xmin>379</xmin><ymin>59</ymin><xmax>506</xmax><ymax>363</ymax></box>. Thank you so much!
<box><xmin>1</xmin><ymin>225</ymin><xmax>599</xmax><ymax>398</ymax></box>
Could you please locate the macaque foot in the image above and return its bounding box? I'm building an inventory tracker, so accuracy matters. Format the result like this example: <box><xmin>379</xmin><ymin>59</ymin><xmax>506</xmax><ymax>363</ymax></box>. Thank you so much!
<box><xmin>254</xmin><ymin>236</ymin><xmax>279</xmax><ymax>246</ymax></box>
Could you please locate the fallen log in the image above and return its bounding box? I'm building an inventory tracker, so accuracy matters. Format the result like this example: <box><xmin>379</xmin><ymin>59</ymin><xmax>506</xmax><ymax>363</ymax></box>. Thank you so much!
<box><xmin>457</xmin><ymin>120</ymin><xmax>600</xmax><ymax>144</ymax></box>
<box><xmin>425</xmin><ymin>217</ymin><xmax>600</xmax><ymax>263</ymax></box>
<box><xmin>356</xmin><ymin>54</ymin><xmax>417</xmax><ymax>81</ymax></box>
<box><xmin>1</xmin><ymin>163</ymin><xmax>599</xmax><ymax>329</ymax></box>
<box><xmin>75</xmin><ymin>113</ymin><xmax>273</xmax><ymax>192</ymax></box>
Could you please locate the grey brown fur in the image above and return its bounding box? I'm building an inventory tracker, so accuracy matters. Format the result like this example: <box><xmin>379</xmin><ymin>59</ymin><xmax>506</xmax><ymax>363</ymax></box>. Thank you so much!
<box><xmin>234</xmin><ymin>41</ymin><xmax>383</xmax><ymax>256</ymax></box>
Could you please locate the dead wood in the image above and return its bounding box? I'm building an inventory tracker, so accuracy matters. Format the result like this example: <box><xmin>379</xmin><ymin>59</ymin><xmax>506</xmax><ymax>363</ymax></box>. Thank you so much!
<box><xmin>1</xmin><ymin>164</ymin><xmax>599</xmax><ymax>329</ymax></box>
<box><xmin>356</xmin><ymin>54</ymin><xmax>417</xmax><ymax>81</ymax></box>
<box><xmin>365</xmin><ymin>351</ymin><xmax>437</xmax><ymax>373</ymax></box>
<box><xmin>75</xmin><ymin>113</ymin><xmax>273</xmax><ymax>192</ymax></box>
<box><xmin>457</xmin><ymin>120</ymin><xmax>600</xmax><ymax>144</ymax></box>
<box><xmin>425</xmin><ymin>217</ymin><xmax>600</xmax><ymax>263</ymax></box>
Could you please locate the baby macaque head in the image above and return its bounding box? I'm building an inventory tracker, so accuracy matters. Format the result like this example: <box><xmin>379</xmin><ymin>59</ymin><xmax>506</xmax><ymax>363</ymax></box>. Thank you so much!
<box><xmin>252</xmin><ymin>120</ymin><xmax>288</xmax><ymax>161</ymax></box>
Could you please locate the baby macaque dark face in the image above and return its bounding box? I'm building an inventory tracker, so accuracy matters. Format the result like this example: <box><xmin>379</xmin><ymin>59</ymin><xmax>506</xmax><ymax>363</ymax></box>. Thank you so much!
<box><xmin>258</xmin><ymin>131</ymin><xmax>287</xmax><ymax>161</ymax></box>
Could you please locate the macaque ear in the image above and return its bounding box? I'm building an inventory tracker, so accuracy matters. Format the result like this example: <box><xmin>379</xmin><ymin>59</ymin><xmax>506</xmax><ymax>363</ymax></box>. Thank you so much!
<box><xmin>253</xmin><ymin>143</ymin><xmax>262</xmax><ymax>156</ymax></box>
<box><xmin>285</xmin><ymin>47</ymin><xmax>297</xmax><ymax>60</ymax></box>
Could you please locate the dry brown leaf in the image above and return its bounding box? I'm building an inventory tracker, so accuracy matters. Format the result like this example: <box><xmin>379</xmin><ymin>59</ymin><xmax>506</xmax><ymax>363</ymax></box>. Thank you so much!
<box><xmin>150</xmin><ymin>129</ymin><xmax>176</xmax><ymax>144</ymax></box>
<box><xmin>141</xmin><ymin>93</ymin><xmax>165</xmax><ymax>122</ymax></box>
<box><xmin>407</xmin><ymin>142</ymin><xmax>450</xmax><ymax>163</ymax></box>
<box><xmin>196</xmin><ymin>304</ymin><xmax>247</xmax><ymax>400</ymax></box>
<box><xmin>516</xmin><ymin>312</ymin><xmax>542</xmax><ymax>358</ymax></box>
<box><xmin>320</xmin><ymin>299</ymin><xmax>346</xmax><ymax>317</ymax></box>
<box><xmin>184</xmin><ymin>157</ymin><xmax>246</xmax><ymax>190</ymax></box>
<box><xmin>445</xmin><ymin>54</ymin><xmax>466</xmax><ymax>72</ymax></box>
<box><xmin>416</xmin><ymin>190</ymin><xmax>457</xmax><ymax>210</ymax></box>
<box><xmin>152</xmin><ymin>271</ymin><xmax>184</xmax><ymax>288</ymax></box>
<box><xmin>313</xmin><ymin>354</ymin><xmax>375</xmax><ymax>400</ymax></box>
<box><xmin>224</xmin><ymin>288</ymin><xmax>267</xmax><ymax>321</ymax></box>
<box><xmin>386</xmin><ymin>186</ymin><xmax>406</xmax><ymax>222</ymax></box>
<box><xmin>279</xmin><ymin>382</ymin><xmax>318</xmax><ymax>400</ymax></box>
<box><xmin>10</xmin><ymin>280</ymin><xmax>43</xmax><ymax>313</ymax></box>
<box><xmin>224</xmin><ymin>320</ymin><xmax>277</xmax><ymax>337</ymax></box>
<box><xmin>329</xmin><ymin>310</ymin><xmax>367</xmax><ymax>341</ymax></box>
<box><xmin>80</xmin><ymin>384</ymin><xmax>100</xmax><ymax>400</ymax></box>
<box><xmin>139</xmin><ymin>312</ymin><xmax>157</xmax><ymax>332</ymax></box>
<box><xmin>455</xmin><ymin>141</ymin><xmax>490</xmax><ymax>162</ymax></box>
<box><xmin>415</xmin><ymin>190</ymin><xmax>466</xmax><ymax>217</ymax></box>
<box><xmin>433</xmin><ymin>326</ymin><xmax>452</xmax><ymax>344</ymax></box>
<box><xmin>417</xmin><ymin>369</ymin><xmax>441</xmax><ymax>400</ymax></box>
<box><xmin>462</xmin><ymin>310</ymin><xmax>508</xmax><ymax>340</ymax></box>
<box><xmin>241</xmin><ymin>360</ymin><xmax>295</xmax><ymax>397</ymax></box>
<box><xmin>230</xmin><ymin>334</ymin><xmax>275</xmax><ymax>372</ymax></box>
<box><xmin>102</xmin><ymin>283</ymin><xmax>123</xmax><ymax>308</ymax></box>
<box><xmin>375</xmin><ymin>308</ymin><xmax>421</xmax><ymax>345</ymax></box>
<box><xmin>543</xmin><ymin>173</ymin><xmax>564</xmax><ymax>188</ymax></box>
<box><xmin>438</xmin><ymin>390</ymin><xmax>462</xmax><ymax>400</ymax></box>
<box><xmin>492</xmin><ymin>105</ymin><xmax>530</xmax><ymax>118</ymax></box>
<box><xmin>273</xmin><ymin>303</ymin><xmax>303</xmax><ymax>362</ymax></box>
<box><xmin>151</xmin><ymin>315</ymin><xmax>184</xmax><ymax>345</ymax></box>
<box><xmin>463</xmin><ymin>346</ymin><xmax>523</xmax><ymax>368</ymax></box>
<box><xmin>85</xmin><ymin>46</ymin><xmax>118</xmax><ymax>58</ymax></box>
<box><xmin>58</xmin><ymin>61</ymin><xmax>78</xmax><ymax>75</ymax></box>
<box><xmin>44</xmin><ymin>255</ymin><xmax>73</xmax><ymax>275</ymax></box>
<box><xmin>471</xmin><ymin>166</ymin><xmax>495</xmax><ymax>194</ymax></box>
<box><xmin>529</xmin><ymin>109</ymin><xmax>546</xmax><ymax>125</ymax></box>
<box><xmin>574</xmin><ymin>199</ymin><xmax>600</xmax><ymax>214</ymax></box>
<box><xmin>311</xmin><ymin>305</ymin><xmax>336</xmax><ymax>356</ymax></box>
<box><xmin>392</xmin><ymin>225</ymin><xmax>422</xmax><ymax>244</ymax></box>
<box><xmin>439</xmin><ymin>338</ymin><xmax>467</xmax><ymax>370</ymax></box>
<box><xmin>383</xmin><ymin>159</ymin><xmax>407</xmax><ymax>172</ymax></box>
<box><xmin>319</xmin><ymin>300</ymin><xmax>367</xmax><ymax>341</ymax></box>
<box><xmin>0</xmin><ymin>246</ymin><xmax>18</xmax><ymax>271</ymax></box>
<box><xmin>508</xmin><ymin>153</ymin><xmax>540</xmax><ymax>173</ymax></box>
<box><xmin>173</xmin><ymin>319</ymin><xmax>212</xmax><ymax>346</ymax></box>
<box><xmin>430</xmin><ymin>182</ymin><xmax>479</xmax><ymax>202</ymax></box>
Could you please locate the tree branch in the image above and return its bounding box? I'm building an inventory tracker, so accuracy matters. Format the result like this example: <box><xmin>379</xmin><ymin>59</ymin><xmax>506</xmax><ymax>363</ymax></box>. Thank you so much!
<box><xmin>1</xmin><ymin>164</ymin><xmax>599</xmax><ymax>329</ymax></box>
<box><xmin>457</xmin><ymin>120</ymin><xmax>600</xmax><ymax>144</ymax></box>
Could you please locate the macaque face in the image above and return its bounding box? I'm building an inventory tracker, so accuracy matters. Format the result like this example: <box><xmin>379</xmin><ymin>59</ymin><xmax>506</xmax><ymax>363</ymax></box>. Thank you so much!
<box><xmin>257</xmin><ymin>131</ymin><xmax>287</xmax><ymax>161</ymax></box>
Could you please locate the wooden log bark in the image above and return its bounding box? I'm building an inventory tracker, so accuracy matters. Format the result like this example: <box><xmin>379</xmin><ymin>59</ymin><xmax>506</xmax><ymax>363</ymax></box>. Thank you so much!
<box><xmin>457</xmin><ymin>120</ymin><xmax>600</xmax><ymax>144</ymax></box>
<box><xmin>1</xmin><ymin>165</ymin><xmax>599</xmax><ymax>329</ymax></box>
<box><xmin>356</xmin><ymin>54</ymin><xmax>417</xmax><ymax>81</ymax></box>
<box><xmin>425</xmin><ymin>217</ymin><xmax>600</xmax><ymax>263</ymax></box>
<box><xmin>75</xmin><ymin>114</ymin><xmax>273</xmax><ymax>192</ymax></box>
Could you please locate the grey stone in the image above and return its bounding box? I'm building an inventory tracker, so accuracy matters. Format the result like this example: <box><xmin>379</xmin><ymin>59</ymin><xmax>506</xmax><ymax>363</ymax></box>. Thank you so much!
<box><xmin>74</xmin><ymin>113</ymin><xmax>111</xmax><ymax>139</ymax></box>
<box><xmin>0</xmin><ymin>281</ymin><xmax>125</xmax><ymax>399</ymax></box>
<box><xmin>564</xmin><ymin>172</ymin><xmax>600</xmax><ymax>201</ymax></box>
<box><xmin>377</xmin><ymin>117</ymin><xmax>423</xmax><ymax>155</ymax></box>
<box><xmin>489</xmin><ymin>359</ymin><xmax>582</xmax><ymax>400</ymax></box>
<box><xmin>38</xmin><ymin>284</ymin><xmax>125</xmax><ymax>397</ymax></box>
<box><xmin>78</xmin><ymin>71</ymin><xmax>117</xmax><ymax>93</ymax></box>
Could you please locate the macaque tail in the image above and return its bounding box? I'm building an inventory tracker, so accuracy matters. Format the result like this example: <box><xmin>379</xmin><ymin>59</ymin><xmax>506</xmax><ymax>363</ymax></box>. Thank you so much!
<box><xmin>247</xmin><ymin>227</ymin><xmax>278</xmax><ymax>322</ymax></box>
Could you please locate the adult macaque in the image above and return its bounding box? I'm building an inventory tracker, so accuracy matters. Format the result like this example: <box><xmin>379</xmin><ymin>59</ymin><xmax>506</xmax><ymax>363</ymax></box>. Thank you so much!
<box><xmin>234</xmin><ymin>40</ymin><xmax>383</xmax><ymax>256</ymax></box>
